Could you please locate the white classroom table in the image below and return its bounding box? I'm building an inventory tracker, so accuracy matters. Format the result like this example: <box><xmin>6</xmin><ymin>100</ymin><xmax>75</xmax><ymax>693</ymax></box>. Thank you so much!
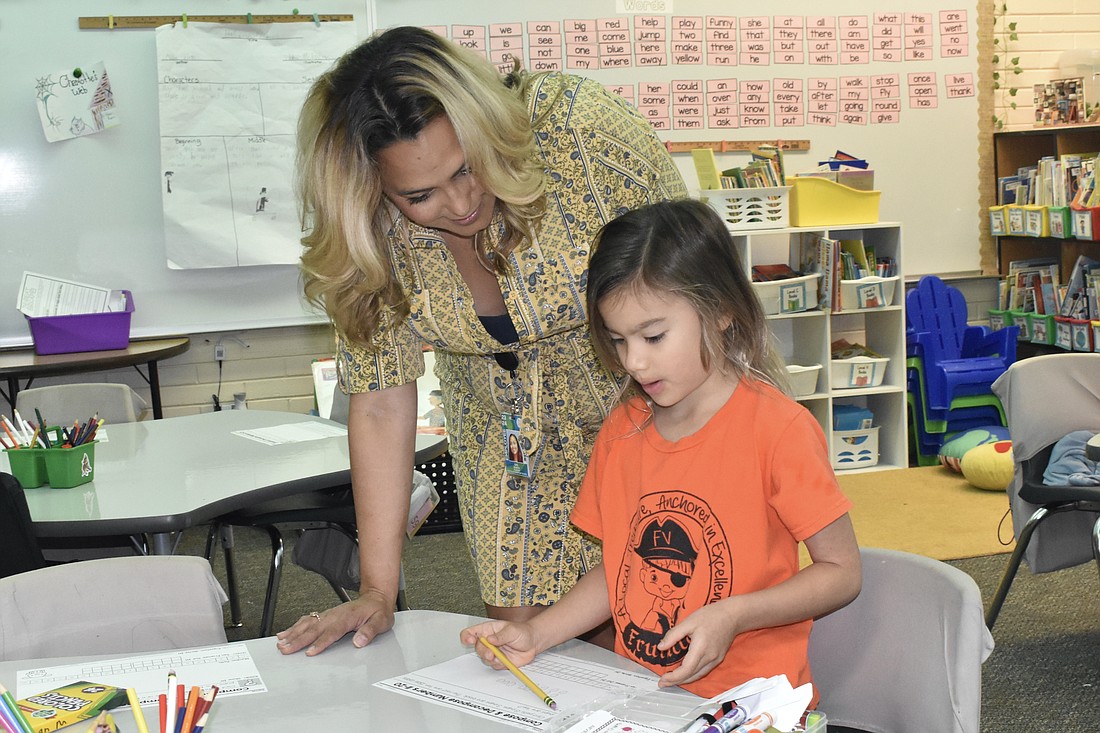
<box><xmin>0</xmin><ymin>611</ymin><xmax>697</xmax><ymax>733</ymax></box>
<box><xmin>5</xmin><ymin>410</ymin><xmax>448</xmax><ymax>554</ymax></box>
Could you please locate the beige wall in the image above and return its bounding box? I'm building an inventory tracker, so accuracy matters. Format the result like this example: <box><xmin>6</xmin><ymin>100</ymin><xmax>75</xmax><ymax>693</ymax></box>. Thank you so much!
<box><xmin>27</xmin><ymin>324</ymin><xmax>337</xmax><ymax>420</ymax></box>
<box><xmin>993</xmin><ymin>0</ymin><xmax>1100</xmax><ymax>130</ymax></box>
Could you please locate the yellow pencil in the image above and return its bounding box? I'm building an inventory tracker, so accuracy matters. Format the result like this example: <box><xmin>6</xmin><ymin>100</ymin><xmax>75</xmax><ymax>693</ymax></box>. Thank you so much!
<box><xmin>125</xmin><ymin>689</ymin><xmax>150</xmax><ymax>733</ymax></box>
<box><xmin>478</xmin><ymin>638</ymin><xmax>557</xmax><ymax>710</ymax></box>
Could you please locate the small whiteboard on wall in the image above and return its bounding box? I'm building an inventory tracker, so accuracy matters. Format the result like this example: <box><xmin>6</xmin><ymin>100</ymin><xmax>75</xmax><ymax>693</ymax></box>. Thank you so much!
<box><xmin>375</xmin><ymin>0</ymin><xmax>981</xmax><ymax>276</ymax></box>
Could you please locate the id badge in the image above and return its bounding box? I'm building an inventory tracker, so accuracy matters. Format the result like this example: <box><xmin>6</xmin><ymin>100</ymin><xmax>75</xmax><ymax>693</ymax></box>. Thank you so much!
<box><xmin>502</xmin><ymin>413</ymin><xmax>530</xmax><ymax>478</ymax></box>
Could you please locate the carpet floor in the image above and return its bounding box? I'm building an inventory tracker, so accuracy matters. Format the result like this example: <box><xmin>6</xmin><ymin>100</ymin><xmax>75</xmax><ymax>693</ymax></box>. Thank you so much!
<box><xmin>835</xmin><ymin>465</ymin><xmax>1015</xmax><ymax>560</ymax></box>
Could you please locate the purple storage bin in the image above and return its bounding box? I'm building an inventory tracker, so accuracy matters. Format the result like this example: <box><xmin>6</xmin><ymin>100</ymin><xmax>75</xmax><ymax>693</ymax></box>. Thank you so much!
<box><xmin>25</xmin><ymin>290</ymin><xmax>134</xmax><ymax>355</ymax></box>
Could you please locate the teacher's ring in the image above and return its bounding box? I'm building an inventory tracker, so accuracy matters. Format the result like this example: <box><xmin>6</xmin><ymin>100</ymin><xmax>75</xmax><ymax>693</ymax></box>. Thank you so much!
<box><xmin>309</xmin><ymin>611</ymin><xmax>322</xmax><ymax>620</ymax></box>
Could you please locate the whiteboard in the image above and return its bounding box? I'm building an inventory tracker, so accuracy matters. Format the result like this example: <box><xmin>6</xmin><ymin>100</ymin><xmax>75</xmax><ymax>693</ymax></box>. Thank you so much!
<box><xmin>0</xmin><ymin>1</ymin><xmax>372</xmax><ymax>349</ymax></box>
<box><xmin>375</xmin><ymin>0</ymin><xmax>981</xmax><ymax>278</ymax></box>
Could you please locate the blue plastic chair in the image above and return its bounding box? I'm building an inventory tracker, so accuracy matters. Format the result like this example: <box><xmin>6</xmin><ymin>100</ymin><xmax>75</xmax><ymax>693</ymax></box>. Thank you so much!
<box><xmin>906</xmin><ymin>276</ymin><xmax>1018</xmax><ymax>411</ymax></box>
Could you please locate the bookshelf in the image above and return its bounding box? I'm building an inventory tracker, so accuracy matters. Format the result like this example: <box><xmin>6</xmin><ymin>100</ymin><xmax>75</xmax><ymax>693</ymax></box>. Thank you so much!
<box><xmin>733</xmin><ymin>222</ymin><xmax>907</xmax><ymax>472</ymax></box>
<box><xmin>992</xmin><ymin>123</ymin><xmax>1100</xmax><ymax>282</ymax></box>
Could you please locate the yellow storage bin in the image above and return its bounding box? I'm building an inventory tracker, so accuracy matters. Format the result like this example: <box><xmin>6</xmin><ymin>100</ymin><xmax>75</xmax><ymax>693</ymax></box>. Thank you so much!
<box><xmin>1022</xmin><ymin>205</ymin><xmax>1050</xmax><ymax>237</ymax></box>
<box><xmin>789</xmin><ymin>176</ymin><xmax>881</xmax><ymax>227</ymax></box>
<box><xmin>988</xmin><ymin>206</ymin><xmax>1007</xmax><ymax>236</ymax></box>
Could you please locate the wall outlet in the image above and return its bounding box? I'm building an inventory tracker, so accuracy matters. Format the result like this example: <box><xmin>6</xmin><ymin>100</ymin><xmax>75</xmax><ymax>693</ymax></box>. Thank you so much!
<box><xmin>214</xmin><ymin>344</ymin><xmax>226</xmax><ymax>361</ymax></box>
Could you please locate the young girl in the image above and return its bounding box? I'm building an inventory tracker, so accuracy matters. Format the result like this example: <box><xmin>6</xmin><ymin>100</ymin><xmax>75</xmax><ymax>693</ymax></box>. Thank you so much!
<box><xmin>460</xmin><ymin>199</ymin><xmax>861</xmax><ymax>700</ymax></box>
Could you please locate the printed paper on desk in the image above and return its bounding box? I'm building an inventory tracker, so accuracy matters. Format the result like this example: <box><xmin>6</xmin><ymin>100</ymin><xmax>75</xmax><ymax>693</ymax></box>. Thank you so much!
<box><xmin>558</xmin><ymin>710</ymin><xmax>671</xmax><ymax>733</ymax></box>
<box><xmin>376</xmin><ymin>651</ymin><xmax>658</xmax><ymax>731</ymax></box>
<box><xmin>16</xmin><ymin>643</ymin><xmax>265</xmax><ymax>707</ymax></box>
<box><xmin>34</xmin><ymin>61</ymin><xmax>120</xmax><ymax>143</ymax></box>
<box><xmin>232</xmin><ymin>422</ymin><xmax>347</xmax><ymax>446</ymax></box>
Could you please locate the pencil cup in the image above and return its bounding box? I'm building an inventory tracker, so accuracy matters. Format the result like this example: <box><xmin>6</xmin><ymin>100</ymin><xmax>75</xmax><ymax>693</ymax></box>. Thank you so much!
<box><xmin>4</xmin><ymin>447</ymin><xmax>48</xmax><ymax>488</ymax></box>
<box><xmin>43</xmin><ymin>441</ymin><xmax>97</xmax><ymax>489</ymax></box>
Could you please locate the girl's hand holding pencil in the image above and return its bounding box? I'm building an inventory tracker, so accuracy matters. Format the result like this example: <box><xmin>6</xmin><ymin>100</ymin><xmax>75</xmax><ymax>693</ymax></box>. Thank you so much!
<box><xmin>459</xmin><ymin>623</ymin><xmax>556</xmax><ymax>709</ymax></box>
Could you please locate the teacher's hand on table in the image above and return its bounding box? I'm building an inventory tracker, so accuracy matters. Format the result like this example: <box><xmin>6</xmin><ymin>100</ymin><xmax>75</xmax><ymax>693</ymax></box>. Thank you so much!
<box><xmin>275</xmin><ymin>589</ymin><xmax>395</xmax><ymax>655</ymax></box>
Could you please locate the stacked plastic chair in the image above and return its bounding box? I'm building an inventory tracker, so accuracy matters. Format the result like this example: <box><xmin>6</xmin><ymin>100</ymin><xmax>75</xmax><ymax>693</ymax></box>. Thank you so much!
<box><xmin>906</xmin><ymin>276</ymin><xmax>1018</xmax><ymax>465</ymax></box>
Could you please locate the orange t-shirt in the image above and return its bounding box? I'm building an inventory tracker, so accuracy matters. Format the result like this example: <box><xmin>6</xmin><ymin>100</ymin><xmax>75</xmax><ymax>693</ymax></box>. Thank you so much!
<box><xmin>571</xmin><ymin>380</ymin><xmax>852</xmax><ymax>700</ymax></box>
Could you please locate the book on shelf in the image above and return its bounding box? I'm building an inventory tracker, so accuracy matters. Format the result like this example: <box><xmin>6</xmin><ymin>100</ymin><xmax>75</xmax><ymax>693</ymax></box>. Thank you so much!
<box><xmin>790</xmin><ymin>233</ymin><xmax>839</xmax><ymax>310</ymax></box>
<box><xmin>1006</xmin><ymin>257</ymin><xmax>1059</xmax><ymax>314</ymax></box>
<box><xmin>751</xmin><ymin>263</ymin><xmax>801</xmax><ymax>282</ymax></box>
<box><xmin>691</xmin><ymin>148</ymin><xmax>723</xmax><ymax>191</ymax></box>
<box><xmin>1060</xmin><ymin>254</ymin><xmax>1100</xmax><ymax>318</ymax></box>
<box><xmin>998</xmin><ymin>175</ymin><xmax>1020</xmax><ymax>205</ymax></box>
<box><xmin>751</xmin><ymin>144</ymin><xmax>786</xmax><ymax>186</ymax></box>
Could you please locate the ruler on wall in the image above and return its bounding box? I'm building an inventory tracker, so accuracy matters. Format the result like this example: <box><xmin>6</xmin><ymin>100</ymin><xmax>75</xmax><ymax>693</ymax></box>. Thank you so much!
<box><xmin>665</xmin><ymin>140</ymin><xmax>811</xmax><ymax>153</ymax></box>
<box><xmin>78</xmin><ymin>14</ymin><xmax>353</xmax><ymax>29</ymax></box>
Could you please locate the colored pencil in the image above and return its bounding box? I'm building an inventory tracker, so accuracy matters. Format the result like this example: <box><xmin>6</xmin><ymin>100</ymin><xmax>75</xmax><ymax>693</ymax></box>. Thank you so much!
<box><xmin>164</xmin><ymin>672</ymin><xmax>177</xmax><ymax>733</ymax></box>
<box><xmin>158</xmin><ymin>693</ymin><xmax>167</xmax><ymax>733</ymax></box>
<box><xmin>127</xmin><ymin>688</ymin><xmax>150</xmax><ymax>733</ymax></box>
<box><xmin>179</xmin><ymin>686</ymin><xmax>200</xmax><ymax>733</ymax></box>
<box><xmin>477</xmin><ymin>638</ymin><xmax>557</xmax><ymax>710</ymax></box>
<box><xmin>191</xmin><ymin>712</ymin><xmax>208</xmax><ymax>733</ymax></box>
<box><xmin>0</xmin><ymin>696</ymin><xmax>22</xmax><ymax>733</ymax></box>
<box><xmin>195</xmin><ymin>685</ymin><xmax>218</xmax><ymax>720</ymax></box>
<box><xmin>0</xmin><ymin>418</ymin><xmax>21</xmax><ymax>448</ymax></box>
<box><xmin>0</xmin><ymin>685</ymin><xmax>32</xmax><ymax>733</ymax></box>
<box><xmin>0</xmin><ymin>708</ymin><xmax>17</xmax><ymax>733</ymax></box>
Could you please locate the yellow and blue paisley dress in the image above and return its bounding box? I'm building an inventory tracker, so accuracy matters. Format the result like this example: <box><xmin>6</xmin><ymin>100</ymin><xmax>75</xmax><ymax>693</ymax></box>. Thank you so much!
<box><xmin>337</xmin><ymin>72</ymin><xmax>687</xmax><ymax>607</ymax></box>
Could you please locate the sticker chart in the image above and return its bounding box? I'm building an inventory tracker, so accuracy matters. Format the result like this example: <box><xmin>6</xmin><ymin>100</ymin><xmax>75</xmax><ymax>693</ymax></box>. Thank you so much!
<box><xmin>16</xmin><ymin>644</ymin><xmax>266</xmax><ymax>706</ymax></box>
<box><xmin>376</xmin><ymin>651</ymin><xmax>660</xmax><ymax>731</ymax></box>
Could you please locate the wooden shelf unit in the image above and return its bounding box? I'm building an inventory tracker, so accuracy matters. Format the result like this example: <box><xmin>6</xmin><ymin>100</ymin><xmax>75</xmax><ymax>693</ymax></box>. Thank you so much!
<box><xmin>993</xmin><ymin>123</ymin><xmax>1100</xmax><ymax>282</ymax></box>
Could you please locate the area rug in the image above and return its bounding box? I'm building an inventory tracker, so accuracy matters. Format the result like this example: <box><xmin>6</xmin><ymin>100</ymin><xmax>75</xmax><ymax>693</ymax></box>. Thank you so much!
<box><xmin>832</xmin><ymin>465</ymin><xmax>1016</xmax><ymax>561</ymax></box>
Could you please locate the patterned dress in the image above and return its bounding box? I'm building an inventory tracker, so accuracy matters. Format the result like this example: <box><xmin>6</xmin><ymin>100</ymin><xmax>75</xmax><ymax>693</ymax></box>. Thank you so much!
<box><xmin>337</xmin><ymin>72</ymin><xmax>687</xmax><ymax>607</ymax></box>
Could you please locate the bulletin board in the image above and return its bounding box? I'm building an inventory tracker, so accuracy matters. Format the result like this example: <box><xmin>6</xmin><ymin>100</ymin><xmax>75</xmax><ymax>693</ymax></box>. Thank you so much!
<box><xmin>0</xmin><ymin>0</ymin><xmax>372</xmax><ymax>349</ymax></box>
<box><xmin>375</xmin><ymin>0</ymin><xmax>983</xmax><ymax>277</ymax></box>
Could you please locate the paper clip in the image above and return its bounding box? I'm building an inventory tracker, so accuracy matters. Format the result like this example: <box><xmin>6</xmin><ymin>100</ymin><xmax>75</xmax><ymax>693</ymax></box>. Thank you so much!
<box><xmin>181</xmin><ymin>13</ymin><xmax>188</xmax><ymax>28</ymax></box>
<box><xmin>108</xmin><ymin>14</ymin><xmax>115</xmax><ymax>29</ymax></box>
<box><xmin>246</xmin><ymin>12</ymin><xmax>252</xmax><ymax>23</ymax></box>
<box><xmin>313</xmin><ymin>12</ymin><xmax>320</xmax><ymax>26</ymax></box>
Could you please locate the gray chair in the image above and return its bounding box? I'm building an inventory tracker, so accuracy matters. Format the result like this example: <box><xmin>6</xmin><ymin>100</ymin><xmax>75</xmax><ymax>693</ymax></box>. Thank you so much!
<box><xmin>207</xmin><ymin>386</ymin><xmax>423</xmax><ymax>637</ymax></box>
<box><xmin>984</xmin><ymin>353</ymin><xmax>1100</xmax><ymax>629</ymax></box>
<box><xmin>808</xmin><ymin>547</ymin><xmax>994</xmax><ymax>733</ymax></box>
<box><xmin>15</xmin><ymin>382</ymin><xmax>147</xmax><ymax>425</ymax></box>
<box><xmin>0</xmin><ymin>556</ymin><xmax>228</xmax><ymax>660</ymax></box>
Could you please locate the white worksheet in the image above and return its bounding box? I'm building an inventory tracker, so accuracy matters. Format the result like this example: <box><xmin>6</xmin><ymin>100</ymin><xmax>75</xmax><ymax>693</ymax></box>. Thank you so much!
<box><xmin>376</xmin><ymin>651</ymin><xmax>659</xmax><ymax>731</ymax></box>
<box><xmin>16</xmin><ymin>644</ymin><xmax>266</xmax><ymax>706</ymax></box>
<box><xmin>232</xmin><ymin>421</ymin><xmax>347</xmax><ymax>445</ymax></box>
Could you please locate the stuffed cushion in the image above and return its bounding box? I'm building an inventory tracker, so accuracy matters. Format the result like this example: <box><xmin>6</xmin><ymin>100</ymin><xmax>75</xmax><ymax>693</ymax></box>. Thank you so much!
<box><xmin>961</xmin><ymin>440</ymin><xmax>1014</xmax><ymax>491</ymax></box>
<box><xmin>938</xmin><ymin>426</ymin><xmax>1010</xmax><ymax>473</ymax></box>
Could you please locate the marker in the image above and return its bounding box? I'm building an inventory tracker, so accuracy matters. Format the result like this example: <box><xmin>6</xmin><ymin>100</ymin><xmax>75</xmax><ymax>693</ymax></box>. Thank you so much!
<box><xmin>702</xmin><ymin>704</ymin><xmax>749</xmax><ymax>733</ymax></box>
<box><xmin>731</xmin><ymin>712</ymin><xmax>774</xmax><ymax>733</ymax></box>
<box><xmin>675</xmin><ymin>712</ymin><xmax>718</xmax><ymax>733</ymax></box>
<box><xmin>477</xmin><ymin>638</ymin><xmax>557</xmax><ymax>710</ymax></box>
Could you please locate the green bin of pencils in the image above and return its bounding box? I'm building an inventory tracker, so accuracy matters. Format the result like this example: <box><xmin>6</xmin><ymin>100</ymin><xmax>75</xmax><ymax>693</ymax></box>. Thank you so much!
<box><xmin>43</xmin><ymin>441</ymin><xmax>97</xmax><ymax>488</ymax></box>
<box><xmin>4</xmin><ymin>447</ymin><xmax>48</xmax><ymax>488</ymax></box>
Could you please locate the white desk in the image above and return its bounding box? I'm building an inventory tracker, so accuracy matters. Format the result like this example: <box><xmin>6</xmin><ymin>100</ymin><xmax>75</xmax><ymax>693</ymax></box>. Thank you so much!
<box><xmin>4</xmin><ymin>410</ymin><xmax>447</xmax><ymax>554</ymax></box>
<box><xmin>0</xmin><ymin>611</ymin><xmax>684</xmax><ymax>733</ymax></box>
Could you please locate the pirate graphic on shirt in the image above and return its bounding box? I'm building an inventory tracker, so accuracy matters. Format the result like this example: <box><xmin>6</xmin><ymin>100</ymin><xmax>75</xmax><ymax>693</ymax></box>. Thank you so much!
<box><xmin>615</xmin><ymin>490</ymin><xmax>732</xmax><ymax>670</ymax></box>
